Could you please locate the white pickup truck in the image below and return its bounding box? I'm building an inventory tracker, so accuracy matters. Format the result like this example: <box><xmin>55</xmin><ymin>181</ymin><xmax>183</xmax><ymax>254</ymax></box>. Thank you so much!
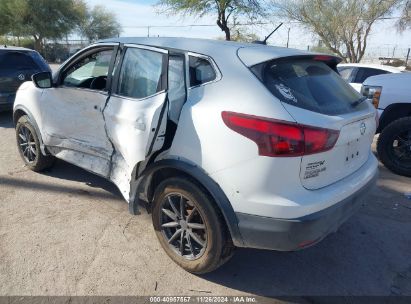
<box><xmin>362</xmin><ymin>72</ymin><xmax>411</xmax><ymax>177</ymax></box>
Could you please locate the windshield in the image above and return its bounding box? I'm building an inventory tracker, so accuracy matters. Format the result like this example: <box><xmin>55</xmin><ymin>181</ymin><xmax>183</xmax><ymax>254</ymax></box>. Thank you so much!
<box><xmin>251</xmin><ymin>58</ymin><xmax>362</xmax><ymax>115</ymax></box>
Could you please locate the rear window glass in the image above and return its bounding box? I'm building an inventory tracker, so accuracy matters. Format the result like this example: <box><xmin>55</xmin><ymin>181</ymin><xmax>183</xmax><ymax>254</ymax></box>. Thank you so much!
<box><xmin>353</xmin><ymin>68</ymin><xmax>389</xmax><ymax>83</ymax></box>
<box><xmin>189</xmin><ymin>56</ymin><xmax>216</xmax><ymax>87</ymax></box>
<box><xmin>337</xmin><ymin>67</ymin><xmax>353</xmax><ymax>81</ymax></box>
<box><xmin>30</xmin><ymin>51</ymin><xmax>50</xmax><ymax>71</ymax></box>
<box><xmin>252</xmin><ymin>59</ymin><xmax>362</xmax><ymax>115</ymax></box>
<box><xmin>0</xmin><ymin>51</ymin><xmax>40</xmax><ymax>70</ymax></box>
<box><xmin>118</xmin><ymin>48</ymin><xmax>165</xmax><ymax>99</ymax></box>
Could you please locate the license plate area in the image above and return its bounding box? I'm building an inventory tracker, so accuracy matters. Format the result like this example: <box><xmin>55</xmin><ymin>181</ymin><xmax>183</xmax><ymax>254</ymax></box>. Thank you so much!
<box><xmin>345</xmin><ymin>138</ymin><xmax>361</xmax><ymax>163</ymax></box>
<box><xmin>300</xmin><ymin>115</ymin><xmax>375</xmax><ymax>190</ymax></box>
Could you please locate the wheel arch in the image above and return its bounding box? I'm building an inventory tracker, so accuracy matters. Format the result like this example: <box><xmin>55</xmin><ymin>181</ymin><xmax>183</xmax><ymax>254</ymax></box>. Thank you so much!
<box><xmin>378</xmin><ymin>103</ymin><xmax>411</xmax><ymax>133</ymax></box>
<box><xmin>131</xmin><ymin>159</ymin><xmax>244</xmax><ymax>247</ymax></box>
<box><xmin>13</xmin><ymin>105</ymin><xmax>47</xmax><ymax>155</ymax></box>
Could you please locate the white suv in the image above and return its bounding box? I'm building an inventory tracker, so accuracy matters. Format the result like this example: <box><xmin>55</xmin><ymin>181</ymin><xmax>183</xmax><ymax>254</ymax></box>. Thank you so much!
<box><xmin>13</xmin><ymin>38</ymin><xmax>378</xmax><ymax>273</ymax></box>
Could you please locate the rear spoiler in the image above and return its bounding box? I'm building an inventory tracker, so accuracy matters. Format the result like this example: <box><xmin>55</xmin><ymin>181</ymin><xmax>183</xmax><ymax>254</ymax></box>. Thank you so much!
<box><xmin>311</xmin><ymin>55</ymin><xmax>342</xmax><ymax>69</ymax></box>
<box><xmin>237</xmin><ymin>46</ymin><xmax>342</xmax><ymax>69</ymax></box>
<box><xmin>250</xmin><ymin>54</ymin><xmax>342</xmax><ymax>71</ymax></box>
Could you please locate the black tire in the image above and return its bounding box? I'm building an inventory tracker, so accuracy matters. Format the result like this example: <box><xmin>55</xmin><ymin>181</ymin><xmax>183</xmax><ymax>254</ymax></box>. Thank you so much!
<box><xmin>377</xmin><ymin>117</ymin><xmax>411</xmax><ymax>177</ymax></box>
<box><xmin>152</xmin><ymin>177</ymin><xmax>234</xmax><ymax>274</ymax></box>
<box><xmin>15</xmin><ymin>115</ymin><xmax>55</xmax><ymax>172</ymax></box>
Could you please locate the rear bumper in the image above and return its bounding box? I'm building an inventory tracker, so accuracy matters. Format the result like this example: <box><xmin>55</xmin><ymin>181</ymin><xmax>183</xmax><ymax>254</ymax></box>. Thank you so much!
<box><xmin>236</xmin><ymin>169</ymin><xmax>378</xmax><ymax>251</ymax></box>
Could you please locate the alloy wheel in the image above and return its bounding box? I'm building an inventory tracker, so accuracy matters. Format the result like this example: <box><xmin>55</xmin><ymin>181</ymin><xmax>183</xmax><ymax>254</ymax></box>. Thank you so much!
<box><xmin>160</xmin><ymin>193</ymin><xmax>207</xmax><ymax>260</ymax></box>
<box><xmin>17</xmin><ymin>125</ymin><xmax>37</xmax><ymax>163</ymax></box>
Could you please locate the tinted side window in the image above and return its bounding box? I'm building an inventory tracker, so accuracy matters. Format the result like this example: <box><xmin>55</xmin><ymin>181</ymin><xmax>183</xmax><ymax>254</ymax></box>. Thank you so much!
<box><xmin>0</xmin><ymin>52</ymin><xmax>39</xmax><ymax>70</ymax></box>
<box><xmin>62</xmin><ymin>49</ymin><xmax>113</xmax><ymax>90</ymax></box>
<box><xmin>337</xmin><ymin>67</ymin><xmax>353</xmax><ymax>81</ymax></box>
<box><xmin>118</xmin><ymin>48</ymin><xmax>165</xmax><ymax>99</ymax></box>
<box><xmin>189</xmin><ymin>56</ymin><xmax>216</xmax><ymax>87</ymax></box>
<box><xmin>30</xmin><ymin>51</ymin><xmax>51</xmax><ymax>71</ymax></box>
<box><xmin>168</xmin><ymin>55</ymin><xmax>186</xmax><ymax>123</ymax></box>
<box><xmin>353</xmin><ymin>68</ymin><xmax>389</xmax><ymax>83</ymax></box>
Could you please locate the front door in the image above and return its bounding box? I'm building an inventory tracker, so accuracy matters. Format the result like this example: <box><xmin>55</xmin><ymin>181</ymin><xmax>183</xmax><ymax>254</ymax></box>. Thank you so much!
<box><xmin>40</xmin><ymin>44</ymin><xmax>118</xmax><ymax>177</ymax></box>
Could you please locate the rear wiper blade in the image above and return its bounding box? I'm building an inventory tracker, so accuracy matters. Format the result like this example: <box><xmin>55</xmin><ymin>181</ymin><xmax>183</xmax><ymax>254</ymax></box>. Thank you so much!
<box><xmin>351</xmin><ymin>96</ymin><xmax>367</xmax><ymax>108</ymax></box>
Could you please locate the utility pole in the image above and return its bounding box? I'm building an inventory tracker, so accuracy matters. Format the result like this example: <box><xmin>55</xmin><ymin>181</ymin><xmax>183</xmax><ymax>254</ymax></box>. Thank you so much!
<box><xmin>286</xmin><ymin>27</ymin><xmax>290</xmax><ymax>48</ymax></box>
<box><xmin>406</xmin><ymin>48</ymin><xmax>410</xmax><ymax>69</ymax></box>
<box><xmin>391</xmin><ymin>46</ymin><xmax>396</xmax><ymax>62</ymax></box>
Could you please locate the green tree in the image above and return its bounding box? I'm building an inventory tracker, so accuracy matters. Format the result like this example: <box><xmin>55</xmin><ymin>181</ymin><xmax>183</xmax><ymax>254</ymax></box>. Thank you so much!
<box><xmin>272</xmin><ymin>0</ymin><xmax>402</xmax><ymax>62</ymax></box>
<box><xmin>0</xmin><ymin>0</ymin><xmax>27</xmax><ymax>42</ymax></box>
<box><xmin>156</xmin><ymin>0</ymin><xmax>266</xmax><ymax>41</ymax></box>
<box><xmin>79</xmin><ymin>5</ymin><xmax>122</xmax><ymax>42</ymax></box>
<box><xmin>0</xmin><ymin>0</ymin><xmax>87</xmax><ymax>51</ymax></box>
<box><xmin>230</xmin><ymin>25</ymin><xmax>260</xmax><ymax>42</ymax></box>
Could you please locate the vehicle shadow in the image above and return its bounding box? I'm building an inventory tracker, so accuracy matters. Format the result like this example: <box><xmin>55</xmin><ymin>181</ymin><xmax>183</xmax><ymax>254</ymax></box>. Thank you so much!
<box><xmin>43</xmin><ymin>159</ymin><xmax>122</xmax><ymax>200</ymax></box>
<box><xmin>0</xmin><ymin>111</ymin><xmax>13</xmax><ymax>128</ymax></box>
<box><xmin>201</xmin><ymin>170</ymin><xmax>411</xmax><ymax>297</ymax></box>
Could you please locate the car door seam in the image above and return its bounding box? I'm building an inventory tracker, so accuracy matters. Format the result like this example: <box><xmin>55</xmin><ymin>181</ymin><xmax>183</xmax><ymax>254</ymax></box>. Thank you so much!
<box><xmin>101</xmin><ymin>44</ymin><xmax>121</xmax><ymax>178</ymax></box>
<box><xmin>102</xmin><ymin>94</ymin><xmax>116</xmax><ymax>178</ymax></box>
<box><xmin>146</xmin><ymin>94</ymin><xmax>169</xmax><ymax>157</ymax></box>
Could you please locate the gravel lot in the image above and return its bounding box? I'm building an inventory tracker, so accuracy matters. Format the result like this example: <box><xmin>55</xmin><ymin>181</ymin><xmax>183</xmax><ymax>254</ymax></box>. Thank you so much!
<box><xmin>1</xmin><ymin>110</ymin><xmax>411</xmax><ymax>297</ymax></box>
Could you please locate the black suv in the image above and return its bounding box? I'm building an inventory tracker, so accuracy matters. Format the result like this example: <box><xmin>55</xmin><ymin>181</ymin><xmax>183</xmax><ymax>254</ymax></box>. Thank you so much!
<box><xmin>0</xmin><ymin>46</ymin><xmax>50</xmax><ymax>111</ymax></box>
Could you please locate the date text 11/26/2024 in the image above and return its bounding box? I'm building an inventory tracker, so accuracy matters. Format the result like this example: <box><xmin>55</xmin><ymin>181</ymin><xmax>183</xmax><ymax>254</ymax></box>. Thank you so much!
<box><xmin>149</xmin><ymin>296</ymin><xmax>258</xmax><ymax>303</ymax></box>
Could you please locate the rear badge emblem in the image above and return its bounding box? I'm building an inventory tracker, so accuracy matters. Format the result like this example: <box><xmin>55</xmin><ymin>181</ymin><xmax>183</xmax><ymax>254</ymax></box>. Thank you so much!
<box><xmin>18</xmin><ymin>74</ymin><xmax>25</xmax><ymax>81</ymax></box>
<box><xmin>360</xmin><ymin>122</ymin><xmax>366</xmax><ymax>135</ymax></box>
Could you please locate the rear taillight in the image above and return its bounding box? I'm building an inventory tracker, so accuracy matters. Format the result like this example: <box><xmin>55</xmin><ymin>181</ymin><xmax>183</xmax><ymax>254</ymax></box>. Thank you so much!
<box><xmin>222</xmin><ymin>111</ymin><xmax>340</xmax><ymax>157</ymax></box>
<box><xmin>361</xmin><ymin>85</ymin><xmax>382</xmax><ymax>109</ymax></box>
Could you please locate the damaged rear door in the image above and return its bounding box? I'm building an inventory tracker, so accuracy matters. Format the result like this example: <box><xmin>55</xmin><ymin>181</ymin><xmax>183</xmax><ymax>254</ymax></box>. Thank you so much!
<box><xmin>104</xmin><ymin>44</ymin><xmax>170</xmax><ymax>201</ymax></box>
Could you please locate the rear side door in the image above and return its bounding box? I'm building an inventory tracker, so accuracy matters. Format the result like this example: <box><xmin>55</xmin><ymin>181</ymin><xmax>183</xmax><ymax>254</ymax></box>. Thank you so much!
<box><xmin>104</xmin><ymin>44</ymin><xmax>170</xmax><ymax>200</ymax></box>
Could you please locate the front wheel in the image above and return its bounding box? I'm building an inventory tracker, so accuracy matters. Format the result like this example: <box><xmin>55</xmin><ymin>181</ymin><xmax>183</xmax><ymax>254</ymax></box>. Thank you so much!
<box><xmin>377</xmin><ymin>117</ymin><xmax>411</xmax><ymax>177</ymax></box>
<box><xmin>152</xmin><ymin>177</ymin><xmax>234</xmax><ymax>274</ymax></box>
<box><xmin>15</xmin><ymin>115</ymin><xmax>55</xmax><ymax>172</ymax></box>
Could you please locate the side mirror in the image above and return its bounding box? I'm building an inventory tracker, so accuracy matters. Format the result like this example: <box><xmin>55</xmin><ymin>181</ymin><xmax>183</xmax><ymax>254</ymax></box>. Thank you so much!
<box><xmin>32</xmin><ymin>72</ymin><xmax>52</xmax><ymax>89</ymax></box>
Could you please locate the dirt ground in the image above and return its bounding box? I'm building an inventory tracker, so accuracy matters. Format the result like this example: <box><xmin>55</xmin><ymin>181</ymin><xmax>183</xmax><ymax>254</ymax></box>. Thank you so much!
<box><xmin>1</xmin><ymin>110</ymin><xmax>411</xmax><ymax>297</ymax></box>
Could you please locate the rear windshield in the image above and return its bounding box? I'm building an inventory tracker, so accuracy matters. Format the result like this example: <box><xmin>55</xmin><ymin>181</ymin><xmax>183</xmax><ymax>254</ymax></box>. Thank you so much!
<box><xmin>0</xmin><ymin>51</ymin><xmax>44</xmax><ymax>70</ymax></box>
<box><xmin>30</xmin><ymin>51</ymin><xmax>50</xmax><ymax>71</ymax></box>
<box><xmin>251</xmin><ymin>58</ymin><xmax>362</xmax><ymax>115</ymax></box>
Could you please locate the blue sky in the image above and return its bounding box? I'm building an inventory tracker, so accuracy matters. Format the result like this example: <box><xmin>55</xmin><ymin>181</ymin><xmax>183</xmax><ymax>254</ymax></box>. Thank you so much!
<box><xmin>119</xmin><ymin>0</ymin><xmax>155</xmax><ymax>3</ymax></box>
<box><xmin>85</xmin><ymin>0</ymin><xmax>411</xmax><ymax>60</ymax></box>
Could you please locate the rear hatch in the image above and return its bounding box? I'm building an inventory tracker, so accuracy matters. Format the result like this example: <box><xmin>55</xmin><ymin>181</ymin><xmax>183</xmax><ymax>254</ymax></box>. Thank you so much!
<box><xmin>288</xmin><ymin>105</ymin><xmax>375</xmax><ymax>189</ymax></box>
<box><xmin>247</xmin><ymin>53</ymin><xmax>376</xmax><ymax>190</ymax></box>
<box><xmin>0</xmin><ymin>50</ymin><xmax>47</xmax><ymax>95</ymax></box>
